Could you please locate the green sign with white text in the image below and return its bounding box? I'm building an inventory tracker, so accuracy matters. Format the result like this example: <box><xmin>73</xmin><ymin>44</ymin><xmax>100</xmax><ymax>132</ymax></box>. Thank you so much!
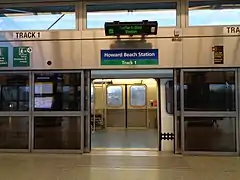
<box><xmin>13</xmin><ymin>46</ymin><xmax>32</xmax><ymax>67</ymax></box>
<box><xmin>0</xmin><ymin>47</ymin><xmax>8</xmax><ymax>67</ymax></box>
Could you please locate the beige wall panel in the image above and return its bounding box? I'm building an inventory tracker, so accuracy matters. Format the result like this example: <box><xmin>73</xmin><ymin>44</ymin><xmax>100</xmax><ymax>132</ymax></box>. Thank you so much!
<box><xmin>0</xmin><ymin>31</ymin><xmax>81</xmax><ymax>41</ymax></box>
<box><xmin>5</xmin><ymin>40</ymin><xmax>82</xmax><ymax>69</ymax></box>
<box><xmin>223</xmin><ymin>36</ymin><xmax>240</xmax><ymax>66</ymax></box>
<box><xmin>81</xmin><ymin>28</ymin><xmax>182</xmax><ymax>69</ymax></box>
<box><xmin>182</xmin><ymin>27</ymin><xmax>240</xmax><ymax>67</ymax></box>
<box><xmin>182</xmin><ymin>27</ymin><xmax>226</xmax><ymax>37</ymax></box>
<box><xmin>32</xmin><ymin>40</ymin><xmax>82</xmax><ymax>69</ymax></box>
<box><xmin>182</xmin><ymin>37</ymin><xmax>224</xmax><ymax>67</ymax></box>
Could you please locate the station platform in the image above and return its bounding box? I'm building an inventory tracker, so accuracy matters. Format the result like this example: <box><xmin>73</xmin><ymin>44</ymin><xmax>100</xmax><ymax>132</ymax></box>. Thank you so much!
<box><xmin>0</xmin><ymin>151</ymin><xmax>239</xmax><ymax>180</ymax></box>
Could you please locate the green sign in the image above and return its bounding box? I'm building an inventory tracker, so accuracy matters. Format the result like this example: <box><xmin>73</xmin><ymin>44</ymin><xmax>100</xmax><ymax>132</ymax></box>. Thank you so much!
<box><xmin>101</xmin><ymin>59</ymin><xmax>158</xmax><ymax>65</ymax></box>
<box><xmin>0</xmin><ymin>47</ymin><xmax>8</xmax><ymax>67</ymax></box>
<box><xmin>13</xmin><ymin>46</ymin><xmax>32</xmax><ymax>67</ymax></box>
<box><xmin>105</xmin><ymin>21</ymin><xmax>158</xmax><ymax>36</ymax></box>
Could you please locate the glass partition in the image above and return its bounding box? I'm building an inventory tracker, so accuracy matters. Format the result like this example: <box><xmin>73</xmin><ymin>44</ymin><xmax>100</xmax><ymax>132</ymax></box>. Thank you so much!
<box><xmin>0</xmin><ymin>5</ymin><xmax>76</xmax><ymax>31</ymax></box>
<box><xmin>0</xmin><ymin>72</ymin><xmax>30</xmax><ymax>151</ymax></box>
<box><xmin>184</xmin><ymin>71</ymin><xmax>235</xmax><ymax>111</ymax></box>
<box><xmin>189</xmin><ymin>0</ymin><xmax>240</xmax><ymax>26</ymax></box>
<box><xmin>180</xmin><ymin>69</ymin><xmax>237</xmax><ymax>155</ymax></box>
<box><xmin>184</xmin><ymin>117</ymin><xmax>236</xmax><ymax>152</ymax></box>
<box><xmin>0</xmin><ymin>73</ymin><xmax>29</xmax><ymax>111</ymax></box>
<box><xmin>0</xmin><ymin>116</ymin><xmax>29</xmax><ymax>149</ymax></box>
<box><xmin>34</xmin><ymin>72</ymin><xmax>81</xmax><ymax>111</ymax></box>
<box><xmin>32</xmin><ymin>71</ymin><xmax>85</xmax><ymax>152</ymax></box>
<box><xmin>86</xmin><ymin>2</ymin><xmax>177</xmax><ymax>29</ymax></box>
<box><xmin>34</xmin><ymin>116</ymin><xmax>81</xmax><ymax>150</ymax></box>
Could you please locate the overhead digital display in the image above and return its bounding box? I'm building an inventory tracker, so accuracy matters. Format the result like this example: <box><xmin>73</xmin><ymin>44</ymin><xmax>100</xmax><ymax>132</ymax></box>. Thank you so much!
<box><xmin>104</xmin><ymin>21</ymin><xmax>158</xmax><ymax>36</ymax></box>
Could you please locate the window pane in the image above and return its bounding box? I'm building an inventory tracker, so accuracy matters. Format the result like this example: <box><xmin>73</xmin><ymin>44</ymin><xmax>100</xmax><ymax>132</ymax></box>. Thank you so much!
<box><xmin>34</xmin><ymin>116</ymin><xmax>80</xmax><ymax>150</ymax></box>
<box><xmin>0</xmin><ymin>73</ymin><xmax>29</xmax><ymax>111</ymax></box>
<box><xmin>130</xmin><ymin>85</ymin><xmax>146</xmax><ymax>106</ymax></box>
<box><xmin>0</xmin><ymin>5</ymin><xmax>76</xmax><ymax>31</ymax></box>
<box><xmin>184</xmin><ymin>71</ymin><xmax>235</xmax><ymax>111</ymax></box>
<box><xmin>34</xmin><ymin>73</ymin><xmax>81</xmax><ymax>111</ymax></box>
<box><xmin>107</xmin><ymin>86</ymin><xmax>122</xmax><ymax>107</ymax></box>
<box><xmin>0</xmin><ymin>116</ymin><xmax>29</xmax><ymax>149</ymax></box>
<box><xmin>184</xmin><ymin>117</ymin><xmax>236</xmax><ymax>152</ymax></box>
<box><xmin>189</xmin><ymin>1</ymin><xmax>240</xmax><ymax>26</ymax></box>
<box><xmin>86</xmin><ymin>2</ymin><xmax>177</xmax><ymax>29</ymax></box>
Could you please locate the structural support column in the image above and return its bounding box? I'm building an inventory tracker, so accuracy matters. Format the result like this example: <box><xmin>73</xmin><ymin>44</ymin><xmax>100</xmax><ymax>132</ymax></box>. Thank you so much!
<box><xmin>82</xmin><ymin>70</ymin><xmax>91</xmax><ymax>153</ymax></box>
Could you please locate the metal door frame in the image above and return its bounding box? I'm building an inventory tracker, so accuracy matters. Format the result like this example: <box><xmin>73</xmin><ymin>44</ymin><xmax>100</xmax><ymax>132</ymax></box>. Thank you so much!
<box><xmin>83</xmin><ymin>70</ymin><xmax>91</xmax><ymax>153</ymax></box>
<box><xmin>180</xmin><ymin>68</ymin><xmax>239</xmax><ymax>155</ymax></box>
<box><xmin>173</xmin><ymin>69</ymin><xmax>181</xmax><ymax>154</ymax></box>
<box><xmin>0</xmin><ymin>71</ymin><xmax>31</xmax><ymax>153</ymax></box>
<box><xmin>31</xmin><ymin>70</ymin><xmax>84</xmax><ymax>154</ymax></box>
<box><xmin>89</xmin><ymin>70</ymin><xmax>174</xmax><ymax>153</ymax></box>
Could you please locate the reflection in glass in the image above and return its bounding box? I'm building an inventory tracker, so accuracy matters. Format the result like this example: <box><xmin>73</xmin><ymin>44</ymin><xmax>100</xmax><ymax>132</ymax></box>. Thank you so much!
<box><xmin>0</xmin><ymin>74</ymin><xmax>29</xmax><ymax>111</ymax></box>
<box><xmin>189</xmin><ymin>1</ymin><xmax>240</xmax><ymax>26</ymax></box>
<box><xmin>0</xmin><ymin>117</ymin><xmax>29</xmax><ymax>149</ymax></box>
<box><xmin>130</xmin><ymin>85</ymin><xmax>146</xmax><ymax>106</ymax></box>
<box><xmin>107</xmin><ymin>86</ymin><xmax>122</xmax><ymax>107</ymax></box>
<box><xmin>184</xmin><ymin>71</ymin><xmax>235</xmax><ymax>111</ymax></box>
<box><xmin>184</xmin><ymin>117</ymin><xmax>236</xmax><ymax>152</ymax></box>
<box><xmin>86</xmin><ymin>2</ymin><xmax>177</xmax><ymax>28</ymax></box>
<box><xmin>0</xmin><ymin>5</ymin><xmax>76</xmax><ymax>31</ymax></box>
<box><xmin>91</xmin><ymin>84</ymin><xmax>94</xmax><ymax>103</ymax></box>
<box><xmin>34</xmin><ymin>117</ymin><xmax>80</xmax><ymax>150</ymax></box>
<box><xmin>34</xmin><ymin>73</ymin><xmax>81</xmax><ymax>111</ymax></box>
<box><xmin>35</xmin><ymin>83</ymin><xmax>53</xmax><ymax>94</ymax></box>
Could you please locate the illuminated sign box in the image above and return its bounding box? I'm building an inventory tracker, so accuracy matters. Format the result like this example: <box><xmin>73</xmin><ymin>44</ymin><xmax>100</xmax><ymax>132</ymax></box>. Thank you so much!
<box><xmin>104</xmin><ymin>21</ymin><xmax>158</xmax><ymax>36</ymax></box>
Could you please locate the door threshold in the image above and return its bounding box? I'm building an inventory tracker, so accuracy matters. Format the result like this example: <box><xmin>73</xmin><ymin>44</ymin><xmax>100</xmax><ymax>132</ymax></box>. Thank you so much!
<box><xmin>92</xmin><ymin>148</ymin><xmax>158</xmax><ymax>151</ymax></box>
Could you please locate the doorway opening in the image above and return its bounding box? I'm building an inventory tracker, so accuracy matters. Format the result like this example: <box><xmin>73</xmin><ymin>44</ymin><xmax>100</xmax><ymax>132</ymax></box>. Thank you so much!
<box><xmin>91</xmin><ymin>78</ymin><xmax>159</xmax><ymax>150</ymax></box>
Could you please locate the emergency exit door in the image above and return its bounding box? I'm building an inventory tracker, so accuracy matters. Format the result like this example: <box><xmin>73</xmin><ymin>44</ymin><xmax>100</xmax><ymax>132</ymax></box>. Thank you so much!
<box><xmin>106</xmin><ymin>84</ymin><xmax>148</xmax><ymax>128</ymax></box>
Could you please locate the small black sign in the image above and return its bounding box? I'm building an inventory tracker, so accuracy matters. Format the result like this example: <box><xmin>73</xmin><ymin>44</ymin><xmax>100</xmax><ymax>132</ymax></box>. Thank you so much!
<box><xmin>104</xmin><ymin>21</ymin><xmax>158</xmax><ymax>36</ymax></box>
<box><xmin>213</xmin><ymin>46</ymin><xmax>224</xmax><ymax>64</ymax></box>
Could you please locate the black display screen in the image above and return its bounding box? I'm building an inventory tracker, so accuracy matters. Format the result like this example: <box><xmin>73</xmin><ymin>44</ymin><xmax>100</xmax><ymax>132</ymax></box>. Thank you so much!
<box><xmin>104</xmin><ymin>21</ymin><xmax>158</xmax><ymax>36</ymax></box>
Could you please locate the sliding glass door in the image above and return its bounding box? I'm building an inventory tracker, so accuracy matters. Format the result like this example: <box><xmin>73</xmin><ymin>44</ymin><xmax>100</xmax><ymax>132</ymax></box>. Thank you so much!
<box><xmin>31</xmin><ymin>71</ymin><xmax>84</xmax><ymax>153</ymax></box>
<box><xmin>180</xmin><ymin>69</ymin><xmax>238</xmax><ymax>155</ymax></box>
<box><xmin>0</xmin><ymin>71</ymin><xmax>30</xmax><ymax>152</ymax></box>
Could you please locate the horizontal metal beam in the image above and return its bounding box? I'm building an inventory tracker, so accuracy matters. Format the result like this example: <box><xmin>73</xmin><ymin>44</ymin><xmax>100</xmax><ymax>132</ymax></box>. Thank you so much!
<box><xmin>183</xmin><ymin>111</ymin><xmax>237</xmax><ymax>117</ymax></box>
<box><xmin>33</xmin><ymin>111</ymin><xmax>83</xmax><ymax>116</ymax></box>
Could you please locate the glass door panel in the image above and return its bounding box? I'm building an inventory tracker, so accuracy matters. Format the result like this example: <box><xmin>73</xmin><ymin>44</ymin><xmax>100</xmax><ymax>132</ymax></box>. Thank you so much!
<box><xmin>34</xmin><ymin>72</ymin><xmax>81</xmax><ymax>111</ymax></box>
<box><xmin>127</xmin><ymin>85</ymin><xmax>147</xmax><ymax>128</ymax></box>
<box><xmin>181</xmin><ymin>69</ymin><xmax>238</xmax><ymax>154</ymax></box>
<box><xmin>106</xmin><ymin>85</ymin><xmax>125</xmax><ymax>128</ymax></box>
<box><xmin>32</xmin><ymin>71</ymin><xmax>83</xmax><ymax>153</ymax></box>
<box><xmin>0</xmin><ymin>72</ymin><xmax>30</xmax><ymax>151</ymax></box>
<box><xmin>184</xmin><ymin>116</ymin><xmax>236</xmax><ymax>152</ymax></box>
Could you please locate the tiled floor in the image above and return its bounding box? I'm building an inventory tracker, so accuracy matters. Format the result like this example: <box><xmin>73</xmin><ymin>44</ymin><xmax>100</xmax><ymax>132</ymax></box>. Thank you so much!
<box><xmin>0</xmin><ymin>151</ymin><xmax>239</xmax><ymax>180</ymax></box>
<box><xmin>91</xmin><ymin>129</ymin><xmax>158</xmax><ymax>149</ymax></box>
